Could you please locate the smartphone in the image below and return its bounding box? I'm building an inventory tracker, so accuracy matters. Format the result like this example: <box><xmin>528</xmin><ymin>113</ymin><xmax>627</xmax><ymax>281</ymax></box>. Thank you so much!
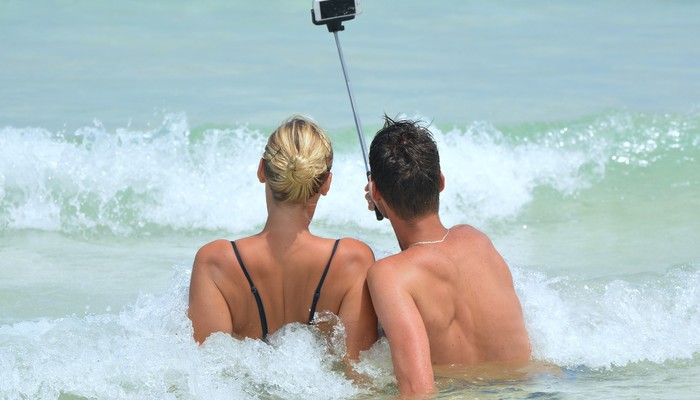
<box><xmin>312</xmin><ymin>0</ymin><xmax>362</xmax><ymax>23</ymax></box>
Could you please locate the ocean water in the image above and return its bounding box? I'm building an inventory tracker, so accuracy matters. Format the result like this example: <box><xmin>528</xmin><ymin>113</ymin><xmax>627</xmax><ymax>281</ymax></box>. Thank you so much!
<box><xmin>1</xmin><ymin>1</ymin><xmax>699</xmax><ymax>399</ymax></box>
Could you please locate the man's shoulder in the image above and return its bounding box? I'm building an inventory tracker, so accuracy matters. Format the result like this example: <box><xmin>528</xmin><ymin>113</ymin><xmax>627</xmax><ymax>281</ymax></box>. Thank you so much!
<box><xmin>451</xmin><ymin>223</ymin><xmax>487</xmax><ymax>239</ymax></box>
<box><xmin>451</xmin><ymin>224</ymin><xmax>496</xmax><ymax>251</ymax></box>
<box><xmin>367</xmin><ymin>251</ymin><xmax>418</xmax><ymax>288</ymax></box>
<box><xmin>367</xmin><ymin>253</ymin><xmax>393</xmax><ymax>274</ymax></box>
<box><xmin>450</xmin><ymin>224</ymin><xmax>508</xmax><ymax>272</ymax></box>
<box><xmin>366</xmin><ymin>255</ymin><xmax>412</xmax><ymax>303</ymax></box>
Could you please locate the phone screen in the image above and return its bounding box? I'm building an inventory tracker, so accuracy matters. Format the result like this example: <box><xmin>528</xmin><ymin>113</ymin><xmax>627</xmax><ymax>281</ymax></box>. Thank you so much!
<box><xmin>319</xmin><ymin>0</ymin><xmax>356</xmax><ymax>20</ymax></box>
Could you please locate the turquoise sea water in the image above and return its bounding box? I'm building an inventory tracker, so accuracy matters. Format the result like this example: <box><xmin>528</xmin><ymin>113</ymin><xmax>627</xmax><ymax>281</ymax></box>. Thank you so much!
<box><xmin>1</xmin><ymin>1</ymin><xmax>699</xmax><ymax>399</ymax></box>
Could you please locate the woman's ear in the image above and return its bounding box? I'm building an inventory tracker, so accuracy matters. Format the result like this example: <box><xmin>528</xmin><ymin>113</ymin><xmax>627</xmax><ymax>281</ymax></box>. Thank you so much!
<box><xmin>257</xmin><ymin>159</ymin><xmax>266</xmax><ymax>183</ymax></box>
<box><xmin>319</xmin><ymin>172</ymin><xmax>332</xmax><ymax>196</ymax></box>
<box><xmin>439</xmin><ymin>172</ymin><xmax>445</xmax><ymax>192</ymax></box>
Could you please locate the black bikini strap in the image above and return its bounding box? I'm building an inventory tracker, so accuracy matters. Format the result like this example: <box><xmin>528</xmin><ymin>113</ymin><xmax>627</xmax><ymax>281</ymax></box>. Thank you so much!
<box><xmin>231</xmin><ymin>241</ymin><xmax>268</xmax><ymax>339</ymax></box>
<box><xmin>308</xmin><ymin>239</ymin><xmax>340</xmax><ymax>323</ymax></box>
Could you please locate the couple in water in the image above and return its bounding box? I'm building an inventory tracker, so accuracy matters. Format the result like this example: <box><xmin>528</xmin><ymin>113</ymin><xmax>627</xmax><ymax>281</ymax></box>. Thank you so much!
<box><xmin>188</xmin><ymin>114</ymin><xmax>531</xmax><ymax>396</ymax></box>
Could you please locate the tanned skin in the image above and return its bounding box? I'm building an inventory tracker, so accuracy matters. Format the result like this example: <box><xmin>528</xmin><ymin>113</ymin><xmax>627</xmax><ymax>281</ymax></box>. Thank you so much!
<box><xmin>189</xmin><ymin>160</ymin><xmax>377</xmax><ymax>363</ymax></box>
<box><xmin>366</xmin><ymin>174</ymin><xmax>531</xmax><ymax>396</ymax></box>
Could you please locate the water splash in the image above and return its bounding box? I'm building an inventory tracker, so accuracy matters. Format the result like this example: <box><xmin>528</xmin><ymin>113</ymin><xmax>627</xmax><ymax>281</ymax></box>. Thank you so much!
<box><xmin>0</xmin><ymin>265</ymin><xmax>388</xmax><ymax>400</ymax></box>
<box><xmin>1</xmin><ymin>110</ymin><xmax>698</xmax><ymax>236</ymax></box>
<box><xmin>515</xmin><ymin>264</ymin><xmax>700</xmax><ymax>368</ymax></box>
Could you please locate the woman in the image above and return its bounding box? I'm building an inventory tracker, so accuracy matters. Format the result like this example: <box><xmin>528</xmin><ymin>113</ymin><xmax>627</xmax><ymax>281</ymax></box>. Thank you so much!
<box><xmin>188</xmin><ymin>115</ymin><xmax>377</xmax><ymax>361</ymax></box>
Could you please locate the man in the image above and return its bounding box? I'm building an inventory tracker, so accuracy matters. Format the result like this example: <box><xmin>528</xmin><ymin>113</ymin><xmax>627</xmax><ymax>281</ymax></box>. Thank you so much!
<box><xmin>365</xmin><ymin>116</ymin><xmax>531</xmax><ymax>395</ymax></box>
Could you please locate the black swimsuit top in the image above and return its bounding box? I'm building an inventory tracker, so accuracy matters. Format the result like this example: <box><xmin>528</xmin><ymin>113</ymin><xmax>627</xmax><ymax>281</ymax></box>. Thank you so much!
<box><xmin>230</xmin><ymin>239</ymin><xmax>340</xmax><ymax>340</ymax></box>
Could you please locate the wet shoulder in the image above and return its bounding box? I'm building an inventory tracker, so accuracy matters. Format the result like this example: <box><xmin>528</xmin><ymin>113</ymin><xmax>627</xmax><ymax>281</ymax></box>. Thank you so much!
<box><xmin>451</xmin><ymin>224</ymin><xmax>497</xmax><ymax>254</ymax></box>
<box><xmin>195</xmin><ymin>239</ymin><xmax>233</xmax><ymax>263</ymax></box>
<box><xmin>367</xmin><ymin>249</ymin><xmax>417</xmax><ymax>287</ymax></box>
<box><xmin>193</xmin><ymin>239</ymin><xmax>236</xmax><ymax>273</ymax></box>
<box><xmin>331</xmin><ymin>237</ymin><xmax>375</xmax><ymax>275</ymax></box>
<box><xmin>452</xmin><ymin>224</ymin><xmax>489</xmax><ymax>240</ymax></box>
<box><xmin>449</xmin><ymin>225</ymin><xmax>509</xmax><ymax>279</ymax></box>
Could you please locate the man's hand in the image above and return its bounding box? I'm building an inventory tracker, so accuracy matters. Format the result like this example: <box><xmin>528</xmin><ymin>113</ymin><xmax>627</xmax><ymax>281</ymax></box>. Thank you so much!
<box><xmin>364</xmin><ymin>182</ymin><xmax>375</xmax><ymax>212</ymax></box>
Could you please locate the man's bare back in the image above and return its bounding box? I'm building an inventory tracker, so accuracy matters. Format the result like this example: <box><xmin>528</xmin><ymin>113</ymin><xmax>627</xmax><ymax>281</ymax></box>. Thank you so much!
<box><xmin>368</xmin><ymin>224</ymin><xmax>531</xmax><ymax>392</ymax></box>
<box><xmin>365</xmin><ymin>115</ymin><xmax>531</xmax><ymax>395</ymax></box>
<box><xmin>403</xmin><ymin>224</ymin><xmax>527</xmax><ymax>363</ymax></box>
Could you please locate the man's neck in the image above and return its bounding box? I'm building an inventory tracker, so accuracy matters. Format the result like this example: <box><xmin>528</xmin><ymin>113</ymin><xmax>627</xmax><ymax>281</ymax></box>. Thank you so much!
<box><xmin>389</xmin><ymin>212</ymin><xmax>447</xmax><ymax>251</ymax></box>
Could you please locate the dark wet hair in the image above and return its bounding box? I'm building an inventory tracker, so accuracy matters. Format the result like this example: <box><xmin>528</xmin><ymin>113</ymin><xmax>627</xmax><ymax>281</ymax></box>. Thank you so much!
<box><xmin>369</xmin><ymin>115</ymin><xmax>440</xmax><ymax>220</ymax></box>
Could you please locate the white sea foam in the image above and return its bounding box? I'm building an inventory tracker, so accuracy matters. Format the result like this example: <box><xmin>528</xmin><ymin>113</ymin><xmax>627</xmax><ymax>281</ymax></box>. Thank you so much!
<box><xmin>0</xmin><ymin>265</ymin><xmax>388</xmax><ymax>400</ymax></box>
<box><xmin>435</xmin><ymin>121</ymin><xmax>601</xmax><ymax>227</ymax></box>
<box><xmin>514</xmin><ymin>264</ymin><xmax>700</xmax><ymax>369</ymax></box>
<box><xmin>2</xmin><ymin>262</ymin><xmax>698</xmax><ymax>399</ymax></box>
<box><xmin>2</xmin><ymin>111</ymin><xmax>697</xmax><ymax>237</ymax></box>
<box><xmin>0</xmin><ymin>115</ymin><xmax>268</xmax><ymax>235</ymax></box>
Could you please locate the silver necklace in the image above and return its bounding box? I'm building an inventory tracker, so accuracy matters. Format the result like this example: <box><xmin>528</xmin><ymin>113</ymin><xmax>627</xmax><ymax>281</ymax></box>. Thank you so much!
<box><xmin>408</xmin><ymin>228</ymin><xmax>450</xmax><ymax>248</ymax></box>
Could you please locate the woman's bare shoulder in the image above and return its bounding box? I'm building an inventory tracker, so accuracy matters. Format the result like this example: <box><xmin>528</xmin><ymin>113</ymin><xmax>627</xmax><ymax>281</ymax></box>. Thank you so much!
<box><xmin>193</xmin><ymin>239</ymin><xmax>234</xmax><ymax>270</ymax></box>
<box><xmin>332</xmin><ymin>237</ymin><xmax>375</xmax><ymax>272</ymax></box>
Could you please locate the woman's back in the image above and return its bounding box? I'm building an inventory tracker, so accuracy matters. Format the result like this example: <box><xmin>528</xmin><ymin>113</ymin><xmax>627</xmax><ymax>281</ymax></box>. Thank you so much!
<box><xmin>188</xmin><ymin>115</ymin><xmax>377</xmax><ymax>359</ymax></box>
<box><xmin>229</xmin><ymin>235</ymin><xmax>339</xmax><ymax>337</ymax></box>
<box><xmin>191</xmin><ymin>233</ymin><xmax>376</xmax><ymax>358</ymax></box>
<box><xmin>228</xmin><ymin>233</ymin><xmax>372</xmax><ymax>338</ymax></box>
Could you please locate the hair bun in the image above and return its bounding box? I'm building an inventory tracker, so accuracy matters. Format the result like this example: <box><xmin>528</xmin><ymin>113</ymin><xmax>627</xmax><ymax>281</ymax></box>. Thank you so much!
<box><xmin>262</xmin><ymin>116</ymin><xmax>333</xmax><ymax>203</ymax></box>
<box><xmin>286</xmin><ymin>155</ymin><xmax>313</xmax><ymax>185</ymax></box>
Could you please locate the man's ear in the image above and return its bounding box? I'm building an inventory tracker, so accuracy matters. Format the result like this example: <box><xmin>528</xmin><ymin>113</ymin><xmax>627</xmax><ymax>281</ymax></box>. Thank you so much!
<box><xmin>369</xmin><ymin>180</ymin><xmax>390</xmax><ymax>221</ymax></box>
<box><xmin>257</xmin><ymin>159</ymin><xmax>266</xmax><ymax>183</ymax></box>
<box><xmin>319</xmin><ymin>173</ymin><xmax>332</xmax><ymax>196</ymax></box>
<box><xmin>370</xmin><ymin>180</ymin><xmax>383</xmax><ymax>202</ymax></box>
<box><xmin>439</xmin><ymin>172</ymin><xmax>445</xmax><ymax>192</ymax></box>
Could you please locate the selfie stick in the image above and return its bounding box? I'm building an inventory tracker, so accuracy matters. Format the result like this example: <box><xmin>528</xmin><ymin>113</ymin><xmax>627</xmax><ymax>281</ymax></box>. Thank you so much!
<box><xmin>312</xmin><ymin>11</ymin><xmax>384</xmax><ymax>221</ymax></box>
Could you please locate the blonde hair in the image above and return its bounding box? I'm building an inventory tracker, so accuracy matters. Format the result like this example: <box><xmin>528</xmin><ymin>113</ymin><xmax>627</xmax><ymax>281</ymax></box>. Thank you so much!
<box><xmin>262</xmin><ymin>115</ymin><xmax>333</xmax><ymax>203</ymax></box>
